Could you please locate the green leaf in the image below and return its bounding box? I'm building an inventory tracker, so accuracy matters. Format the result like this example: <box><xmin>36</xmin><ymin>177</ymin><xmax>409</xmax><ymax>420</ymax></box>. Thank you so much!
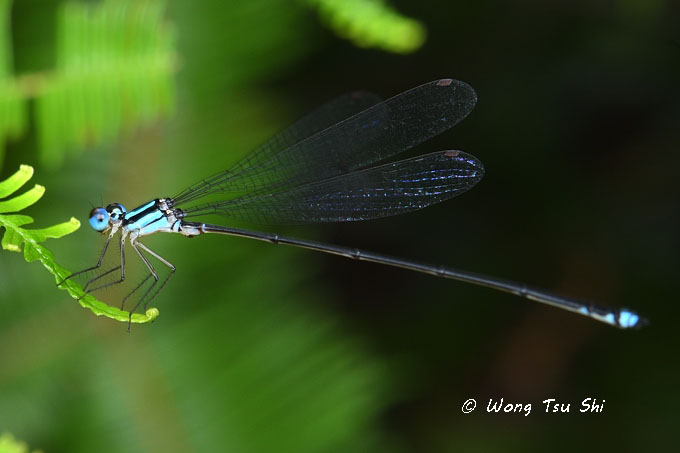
<box><xmin>0</xmin><ymin>163</ymin><xmax>32</xmax><ymax>197</ymax></box>
<box><xmin>0</xmin><ymin>164</ymin><xmax>158</xmax><ymax>324</ymax></box>
<box><xmin>0</xmin><ymin>184</ymin><xmax>44</xmax><ymax>212</ymax></box>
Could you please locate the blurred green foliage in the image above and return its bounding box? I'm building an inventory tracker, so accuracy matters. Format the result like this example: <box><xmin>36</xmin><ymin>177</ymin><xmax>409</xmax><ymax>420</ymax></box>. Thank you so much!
<box><xmin>36</xmin><ymin>0</ymin><xmax>175</xmax><ymax>169</ymax></box>
<box><xmin>0</xmin><ymin>0</ymin><xmax>26</xmax><ymax>170</ymax></box>
<box><xmin>306</xmin><ymin>0</ymin><xmax>426</xmax><ymax>53</ymax></box>
<box><xmin>0</xmin><ymin>0</ymin><xmax>175</xmax><ymax>170</ymax></box>
<box><xmin>0</xmin><ymin>432</ymin><xmax>41</xmax><ymax>453</ymax></box>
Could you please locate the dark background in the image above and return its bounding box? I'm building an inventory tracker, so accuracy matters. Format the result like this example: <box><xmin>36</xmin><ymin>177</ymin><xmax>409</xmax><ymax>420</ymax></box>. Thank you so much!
<box><xmin>1</xmin><ymin>0</ymin><xmax>678</xmax><ymax>451</ymax></box>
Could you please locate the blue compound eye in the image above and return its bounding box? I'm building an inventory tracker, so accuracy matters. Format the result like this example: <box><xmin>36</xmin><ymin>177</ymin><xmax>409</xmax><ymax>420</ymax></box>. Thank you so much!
<box><xmin>89</xmin><ymin>207</ymin><xmax>109</xmax><ymax>231</ymax></box>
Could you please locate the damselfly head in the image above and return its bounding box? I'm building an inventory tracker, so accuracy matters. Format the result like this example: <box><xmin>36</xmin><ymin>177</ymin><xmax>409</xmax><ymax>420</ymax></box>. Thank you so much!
<box><xmin>88</xmin><ymin>203</ymin><xmax>127</xmax><ymax>232</ymax></box>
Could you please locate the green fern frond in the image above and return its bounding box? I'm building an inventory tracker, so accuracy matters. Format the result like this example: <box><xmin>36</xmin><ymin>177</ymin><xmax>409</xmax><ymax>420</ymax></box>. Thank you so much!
<box><xmin>0</xmin><ymin>164</ymin><xmax>158</xmax><ymax>324</ymax></box>
<box><xmin>34</xmin><ymin>0</ymin><xmax>175</xmax><ymax>169</ymax></box>
<box><xmin>0</xmin><ymin>0</ymin><xmax>27</xmax><ymax>169</ymax></box>
<box><xmin>0</xmin><ymin>0</ymin><xmax>175</xmax><ymax>170</ymax></box>
<box><xmin>305</xmin><ymin>0</ymin><xmax>426</xmax><ymax>53</ymax></box>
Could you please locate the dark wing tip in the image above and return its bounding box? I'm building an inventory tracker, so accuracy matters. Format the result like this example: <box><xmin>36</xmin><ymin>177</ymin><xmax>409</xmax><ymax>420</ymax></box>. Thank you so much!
<box><xmin>433</xmin><ymin>78</ymin><xmax>478</xmax><ymax>122</ymax></box>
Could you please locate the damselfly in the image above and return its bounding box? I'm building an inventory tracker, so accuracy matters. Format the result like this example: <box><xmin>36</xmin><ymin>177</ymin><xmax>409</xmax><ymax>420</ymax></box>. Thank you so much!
<box><xmin>60</xmin><ymin>79</ymin><xmax>645</xmax><ymax>329</ymax></box>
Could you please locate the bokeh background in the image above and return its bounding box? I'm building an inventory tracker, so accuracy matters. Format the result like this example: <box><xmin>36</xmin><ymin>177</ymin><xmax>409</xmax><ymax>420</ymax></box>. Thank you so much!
<box><xmin>1</xmin><ymin>0</ymin><xmax>678</xmax><ymax>451</ymax></box>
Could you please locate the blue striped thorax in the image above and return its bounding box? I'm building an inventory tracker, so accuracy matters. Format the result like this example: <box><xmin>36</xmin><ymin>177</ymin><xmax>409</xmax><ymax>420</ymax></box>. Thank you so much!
<box><xmin>116</xmin><ymin>198</ymin><xmax>183</xmax><ymax>238</ymax></box>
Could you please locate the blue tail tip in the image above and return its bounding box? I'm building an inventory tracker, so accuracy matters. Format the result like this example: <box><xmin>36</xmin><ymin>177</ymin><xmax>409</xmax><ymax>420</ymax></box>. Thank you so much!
<box><xmin>619</xmin><ymin>309</ymin><xmax>648</xmax><ymax>329</ymax></box>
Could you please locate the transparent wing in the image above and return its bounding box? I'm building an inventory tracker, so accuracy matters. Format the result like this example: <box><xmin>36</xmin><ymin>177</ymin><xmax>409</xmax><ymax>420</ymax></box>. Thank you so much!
<box><xmin>173</xmin><ymin>79</ymin><xmax>477</xmax><ymax>205</ymax></box>
<box><xmin>182</xmin><ymin>151</ymin><xmax>484</xmax><ymax>225</ymax></box>
<box><xmin>174</xmin><ymin>90</ymin><xmax>383</xmax><ymax>204</ymax></box>
<box><xmin>229</xmin><ymin>91</ymin><xmax>383</xmax><ymax>174</ymax></box>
